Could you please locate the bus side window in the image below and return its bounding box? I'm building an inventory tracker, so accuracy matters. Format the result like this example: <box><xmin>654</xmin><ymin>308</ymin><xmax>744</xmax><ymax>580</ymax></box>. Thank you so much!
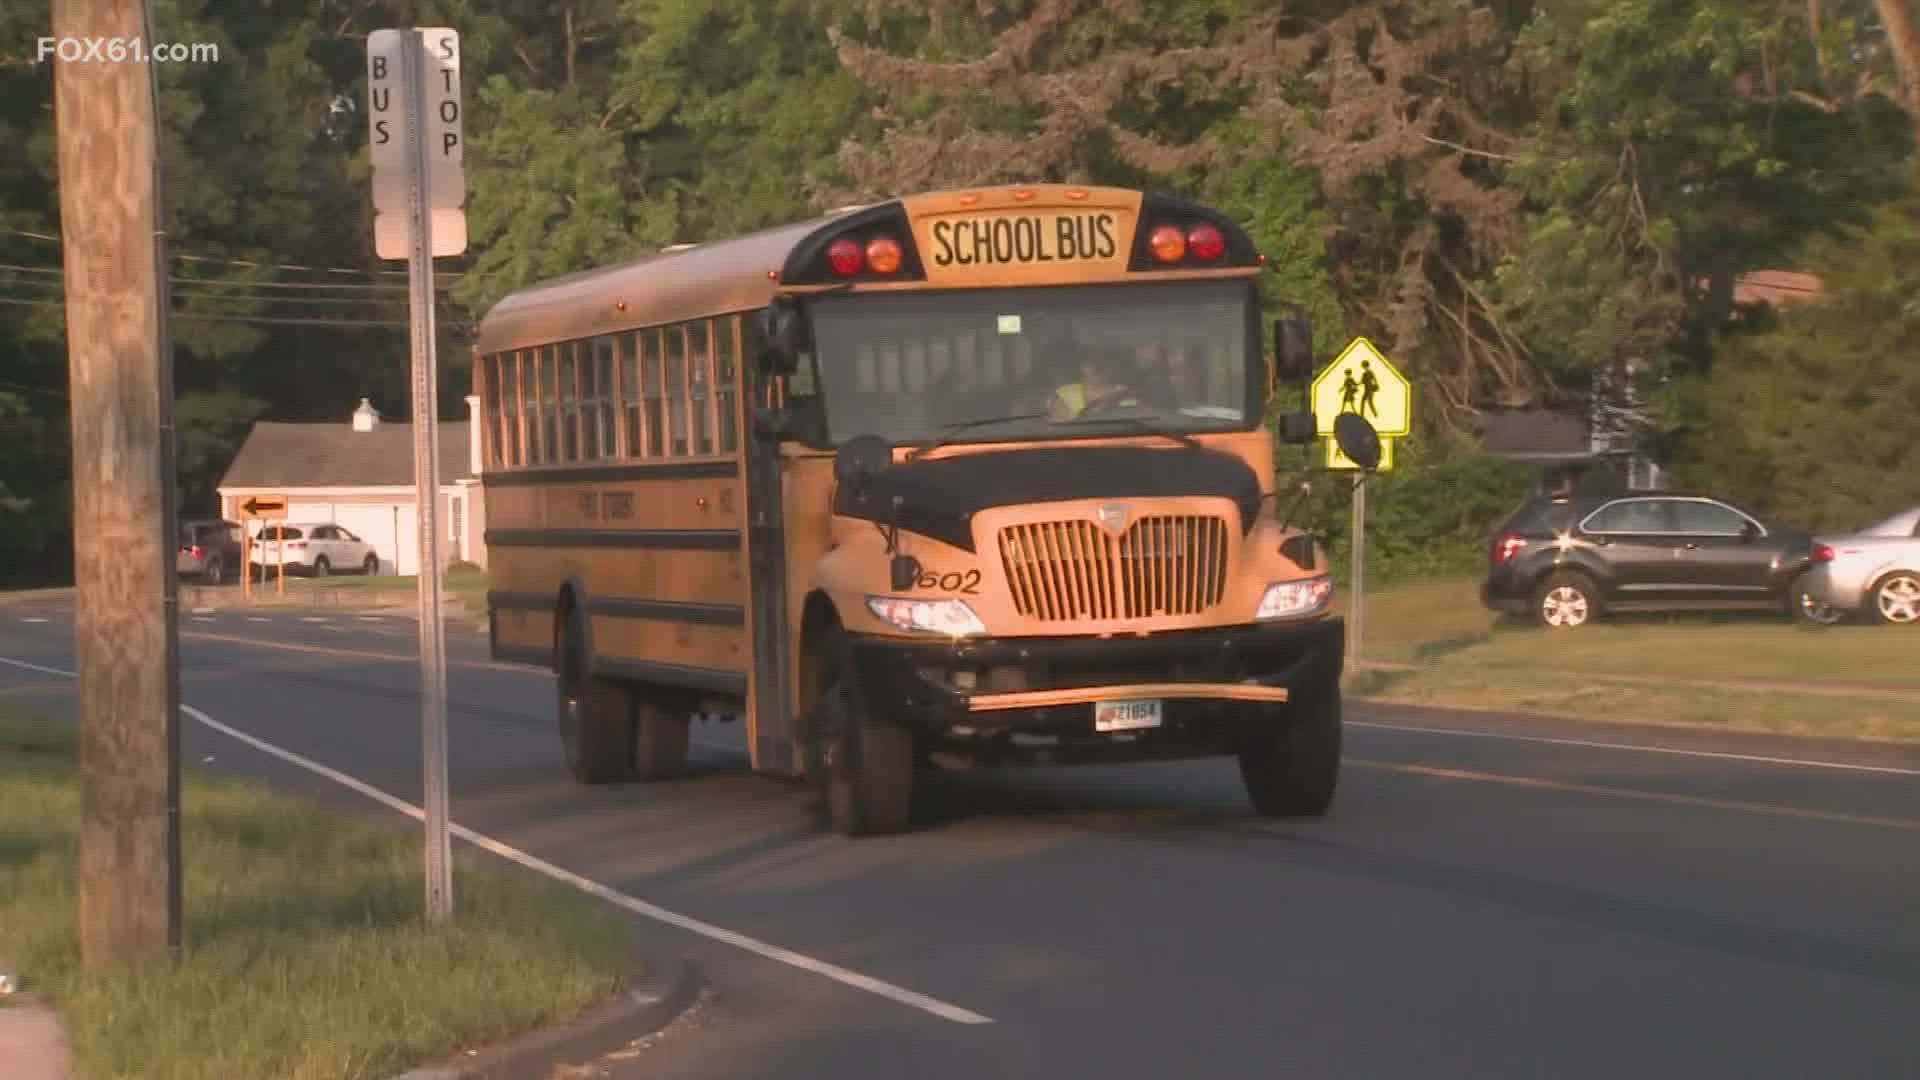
<box><xmin>665</xmin><ymin>325</ymin><xmax>688</xmax><ymax>457</ymax></box>
<box><xmin>481</xmin><ymin>353</ymin><xmax>501</xmax><ymax>468</ymax></box>
<box><xmin>619</xmin><ymin>331</ymin><xmax>642</xmax><ymax>459</ymax></box>
<box><xmin>594</xmin><ymin>336</ymin><xmax>618</xmax><ymax>460</ymax></box>
<box><xmin>641</xmin><ymin>328</ymin><xmax>665</xmax><ymax>457</ymax></box>
<box><xmin>559</xmin><ymin>342</ymin><xmax>581</xmax><ymax>463</ymax></box>
<box><xmin>715</xmin><ymin>316</ymin><xmax>739</xmax><ymax>454</ymax></box>
<box><xmin>688</xmin><ymin>320</ymin><xmax>712</xmax><ymax>456</ymax></box>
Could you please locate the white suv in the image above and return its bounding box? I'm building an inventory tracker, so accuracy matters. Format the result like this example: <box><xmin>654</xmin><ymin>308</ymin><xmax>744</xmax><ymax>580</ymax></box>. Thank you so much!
<box><xmin>250</xmin><ymin>522</ymin><xmax>381</xmax><ymax>577</ymax></box>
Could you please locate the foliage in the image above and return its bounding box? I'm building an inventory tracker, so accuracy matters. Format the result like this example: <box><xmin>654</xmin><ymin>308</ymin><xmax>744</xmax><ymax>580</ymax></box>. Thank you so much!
<box><xmin>1667</xmin><ymin>178</ymin><xmax>1920</xmax><ymax>531</ymax></box>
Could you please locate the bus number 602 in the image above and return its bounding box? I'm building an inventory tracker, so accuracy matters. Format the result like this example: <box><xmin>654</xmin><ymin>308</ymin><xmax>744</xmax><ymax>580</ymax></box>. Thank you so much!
<box><xmin>915</xmin><ymin>569</ymin><xmax>982</xmax><ymax>594</ymax></box>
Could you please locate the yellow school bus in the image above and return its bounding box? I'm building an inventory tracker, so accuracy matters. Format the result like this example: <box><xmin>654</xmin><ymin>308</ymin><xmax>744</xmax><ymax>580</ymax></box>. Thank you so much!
<box><xmin>472</xmin><ymin>184</ymin><xmax>1381</xmax><ymax>835</ymax></box>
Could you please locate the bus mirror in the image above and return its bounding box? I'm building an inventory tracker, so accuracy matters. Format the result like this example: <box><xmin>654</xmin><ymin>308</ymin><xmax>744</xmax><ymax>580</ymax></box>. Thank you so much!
<box><xmin>1273</xmin><ymin>316</ymin><xmax>1314</xmax><ymax>382</ymax></box>
<box><xmin>756</xmin><ymin>298</ymin><xmax>807</xmax><ymax>376</ymax></box>
<box><xmin>833</xmin><ymin>433</ymin><xmax>893</xmax><ymax>494</ymax></box>
<box><xmin>1333</xmin><ymin>413</ymin><xmax>1383</xmax><ymax>471</ymax></box>
<box><xmin>1278</xmin><ymin>409</ymin><xmax>1316</xmax><ymax>444</ymax></box>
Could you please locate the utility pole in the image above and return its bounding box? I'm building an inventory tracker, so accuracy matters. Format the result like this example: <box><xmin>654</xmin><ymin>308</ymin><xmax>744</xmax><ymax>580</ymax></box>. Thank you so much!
<box><xmin>51</xmin><ymin>0</ymin><xmax>182</xmax><ymax>967</ymax></box>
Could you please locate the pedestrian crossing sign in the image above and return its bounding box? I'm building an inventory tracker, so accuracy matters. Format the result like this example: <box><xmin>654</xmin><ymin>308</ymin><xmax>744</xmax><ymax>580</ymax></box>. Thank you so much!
<box><xmin>1311</xmin><ymin>337</ymin><xmax>1411</xmax><ymax>438</ymax></box>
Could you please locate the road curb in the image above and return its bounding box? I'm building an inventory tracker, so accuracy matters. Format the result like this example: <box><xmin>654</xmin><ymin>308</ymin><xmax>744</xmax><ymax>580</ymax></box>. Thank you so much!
<box><xmin>388</xmin><ymin>953</ymin><xmax>700</xmax><ymax>1080</ymax></box>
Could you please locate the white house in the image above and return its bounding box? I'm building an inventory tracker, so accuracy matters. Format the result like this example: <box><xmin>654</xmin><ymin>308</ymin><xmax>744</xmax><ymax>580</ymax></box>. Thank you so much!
<box><xmin>216</xmin><ymin>396</ymin><xmax>489</xmax><ymax>575</ymax></box>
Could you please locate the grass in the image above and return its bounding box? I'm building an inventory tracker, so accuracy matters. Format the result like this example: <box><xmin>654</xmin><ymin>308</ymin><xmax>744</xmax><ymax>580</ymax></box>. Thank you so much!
<box><xmin>1338</xmin><ymin>577</ymin><xmax>1920</xmax><ymax>741</ymax></box>
<box><xmin>0</xmin><ymin>705</ymin><xmax>631</xmax><ymax>1080</ymax></box>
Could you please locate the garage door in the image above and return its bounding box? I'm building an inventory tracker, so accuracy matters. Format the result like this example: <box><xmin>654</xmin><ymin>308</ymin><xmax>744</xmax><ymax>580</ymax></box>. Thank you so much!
<box><xmin>332</xmin><ymin>504</ymin><xmax>419</xmax><ymax>576</ymax></box>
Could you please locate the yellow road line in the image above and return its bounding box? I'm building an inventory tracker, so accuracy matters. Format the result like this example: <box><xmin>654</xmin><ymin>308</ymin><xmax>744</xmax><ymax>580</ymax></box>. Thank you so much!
<box><xmin>1350</xmin><ymin>758</ymin><xmax>1920</xmax><ymax>833</ymax></box>
<box><xmin>180</xmin><ymin>629</ymin><xmax>533</xmax><ymax>675</ymax></box>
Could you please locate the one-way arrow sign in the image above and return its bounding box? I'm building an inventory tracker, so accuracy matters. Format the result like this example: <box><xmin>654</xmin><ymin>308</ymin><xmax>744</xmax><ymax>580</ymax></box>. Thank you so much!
<box><xmin>240</xmin><ymin>496</ymin><xmax>287</xmax><ymax>519</ymax></box>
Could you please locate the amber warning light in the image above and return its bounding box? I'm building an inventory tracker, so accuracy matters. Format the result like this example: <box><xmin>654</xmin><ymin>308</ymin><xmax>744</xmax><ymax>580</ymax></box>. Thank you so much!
<box><xmin>827</xmin><ymin>233</ymin><xmax>907</xmax><ymax>277</ymax></box>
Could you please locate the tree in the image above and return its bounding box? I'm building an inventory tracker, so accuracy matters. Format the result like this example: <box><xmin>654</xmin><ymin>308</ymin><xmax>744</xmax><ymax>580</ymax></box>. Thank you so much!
<box><xmin>1681</xmin><ymin>178</ymin><xmax>1920</xmax><ymax>530</ymax></box>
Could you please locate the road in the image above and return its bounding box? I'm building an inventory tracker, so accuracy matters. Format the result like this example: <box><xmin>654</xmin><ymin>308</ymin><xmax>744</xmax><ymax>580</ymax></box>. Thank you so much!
<box><xmin>3</xmin><ymin>598</ymin><xmax>1918</xmax><ymax>1079</ymax></box>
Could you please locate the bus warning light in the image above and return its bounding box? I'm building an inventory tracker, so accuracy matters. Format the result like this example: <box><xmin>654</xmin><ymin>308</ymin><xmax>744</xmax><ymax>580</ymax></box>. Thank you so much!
<box><xmin>827</xmin><ymin>237</ymin><xmax>864</xmax><ymax>276</ymax></box>
<box><xmin>1187</xmin><ymin>224</ymin><xmax>1225</xmax><ymax>261</ymax></box>
<box><xmin>866</xmin><ymin>235</ymin><xmax>903</xmax><ymax>274</ymax></box>
<box><xmin>1149</xmin><ymin>225</ymin><xmax>1186</xmax><ymax>263</ymax></box>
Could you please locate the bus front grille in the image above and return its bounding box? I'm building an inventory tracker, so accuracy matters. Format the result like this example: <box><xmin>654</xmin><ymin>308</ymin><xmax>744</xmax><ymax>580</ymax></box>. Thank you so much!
<box><xmin>997</xmin><ymin>515</ymin><xmax>1230</xmax><ymax>622</ymax></box>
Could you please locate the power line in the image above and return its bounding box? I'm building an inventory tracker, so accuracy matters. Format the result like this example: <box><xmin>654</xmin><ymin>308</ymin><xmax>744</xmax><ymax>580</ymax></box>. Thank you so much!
<box><xmin>1</xmin><ymin>261</ymin><xmax>443</xmax><ymax>294</ymax></box>
<box><xmin>0</xmin><ymin>296</ymin><xmax>420</xmax><ymax>328</ymax></box>
<box><xmin>2</xmin><ymin>226</ymin><xmax>467</xmax><ymax>280</ymax></box>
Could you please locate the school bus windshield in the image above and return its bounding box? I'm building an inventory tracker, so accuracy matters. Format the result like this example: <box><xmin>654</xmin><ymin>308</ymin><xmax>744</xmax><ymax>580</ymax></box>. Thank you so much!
<box><xmin>803</xmin><ymin>279</ymin><xmax>1260</xmax><ymax>447</ymax></box>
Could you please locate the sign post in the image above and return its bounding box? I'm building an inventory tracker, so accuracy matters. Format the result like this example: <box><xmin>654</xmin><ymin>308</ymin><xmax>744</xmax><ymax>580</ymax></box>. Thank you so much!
<box><xmin>238</xmin><ymin>496</ymin><xmax>286</xmax><ymax>602</ymax></box>
<box><xmin>367</xmin><ymin>26</ymin><xmax>465</xmax><ymax>923</ymax></box>
<box><xmin>1311</xmin><ymin>338</ymin><xmax>1412</xmax><ymax>664</ymax></box>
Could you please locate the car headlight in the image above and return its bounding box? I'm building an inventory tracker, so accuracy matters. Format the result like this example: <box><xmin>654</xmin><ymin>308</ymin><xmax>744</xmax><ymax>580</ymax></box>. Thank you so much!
<box><xmin>1255</xmin><ymin>576</ymin><xmax>1332</xmax><ymax>620</ymax></box>
<box><xmin>865</xmin><ymin>596</ymin><xmax>988</xmax><ymax>638</ymax></box>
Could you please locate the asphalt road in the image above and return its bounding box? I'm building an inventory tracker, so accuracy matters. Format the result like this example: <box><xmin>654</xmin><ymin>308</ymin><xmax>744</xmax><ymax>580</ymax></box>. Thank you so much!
<box><xmin>3</xmin><ymin>598</ymin><xmax>1918</xmax><ymax>1079</ymax></box>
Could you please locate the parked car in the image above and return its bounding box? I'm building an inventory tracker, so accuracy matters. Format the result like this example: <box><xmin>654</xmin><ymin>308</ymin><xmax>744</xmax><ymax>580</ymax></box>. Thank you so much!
<box><xmin>176</xmin><ymin>519</ymin><xmax>243</xmax><ymax>585</ymax></box>
<box><xmin>1481</xmin><ymin>490</ymin><xmax>1819</xmax><ymax>628</ymax></box>
<box><xmin>249</xmin><ymin>521</ymin><xmax>381</xmax><ymax>577</ymax></box>
<box><xmin>1796</xmin><ymin>506</ymin><xmax>1920</xmax><ymax>625</ymax></box>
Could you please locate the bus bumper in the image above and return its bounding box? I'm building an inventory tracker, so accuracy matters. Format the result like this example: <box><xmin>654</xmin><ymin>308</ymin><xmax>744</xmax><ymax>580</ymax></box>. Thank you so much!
<box><xmin>846</xmin><ymin>616</ymin><xmax>1344</xmax><ymax>766</ymax></box>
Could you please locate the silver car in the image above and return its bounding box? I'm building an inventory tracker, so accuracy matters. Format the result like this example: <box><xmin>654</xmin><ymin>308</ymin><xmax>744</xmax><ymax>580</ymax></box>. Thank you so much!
<box><xmin>1799</xmin><ymin>506</ymin><xmax>1920</xmax><ymax>625</ymax></box>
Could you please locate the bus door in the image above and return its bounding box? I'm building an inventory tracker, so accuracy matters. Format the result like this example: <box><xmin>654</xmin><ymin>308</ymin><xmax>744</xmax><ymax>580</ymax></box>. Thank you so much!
<box><xmin>744</xmin><ymin>363</ymin><xmax>796</xmax><ymax>775</ymax></box>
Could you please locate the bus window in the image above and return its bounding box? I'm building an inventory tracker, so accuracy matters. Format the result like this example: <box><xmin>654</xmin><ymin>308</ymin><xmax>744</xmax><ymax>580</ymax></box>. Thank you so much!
<box><xmin>617</xmin><ymin>332</ymin><xmax>639</xmax><ymax>458</ymax></box>
<box><xmin>665</xmin><ymin>325</ymin><xmax>688</xmax><ymax>456</ymax></box>
<box><xmin>513</xmin><ymin>351</ymin><xmax>530</xmax><ymax>465</ymax></box>
<box><xmin>541</xmin><ymin>344</ymin><xmax>560</xmax><ymax>464</ymax></box>
<box><xmin>640</xmin><ymin>328</ymin><xmax>665</xmax><ymax>457</ymax></box>
<box><xmin>688</xmin><ymin>321</ymin><xmax>712</xmax><ymax>456</ymax></box>
<box><xmin>715</xmin><ymin>317</ymin><xmax>738</xmax><ymax>453</ymax></box>
<box><xmin>558</xmin><ymin>342</ymin><xmax>580</xmax><ymax>463</ymax></box>
<box><xmin>482</xmin><ymin>354</ymin><xmax>502</xmax><ymax>468</ymax></box>
<box><xmin>594</xmin><ymin>336</ymin><xmax>618</xmax><ymax>459</ymax></box>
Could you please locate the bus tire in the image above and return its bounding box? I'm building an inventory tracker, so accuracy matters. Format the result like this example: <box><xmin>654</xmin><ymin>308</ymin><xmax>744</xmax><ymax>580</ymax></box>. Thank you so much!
<box><xmin>632</xmin><ymin>692</ymin><xmax>690</xmax><ymax>781</ymax></box>
<box><xmin>556</xmin><ymin>610</ymin><xmax>634</xmax><ymax>785</ymax></box>
<box><xmin>1237</xmin><ymin>682</ymin><xmax>1341</xmax><ymax>817</ymax></box>
<box><xmin>816</xmin><ymin>640</ymin><xmax>913</xmax><ymax>836</ymax></box>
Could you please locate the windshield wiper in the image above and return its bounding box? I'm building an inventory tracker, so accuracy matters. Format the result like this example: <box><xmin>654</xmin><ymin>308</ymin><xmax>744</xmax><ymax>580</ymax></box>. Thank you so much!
<box><xmin>906</xmin><ymin>413</ymin><xmax>1050</xmax><ymax>462</ymax></box>
<box><xmin>1066</xmin><ymin>415</ymin><xmax>1203</xmax><ymax>450</ymax></box>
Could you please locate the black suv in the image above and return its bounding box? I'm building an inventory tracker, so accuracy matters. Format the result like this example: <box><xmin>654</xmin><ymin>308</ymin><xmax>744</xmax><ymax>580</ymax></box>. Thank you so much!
<box><xmin>1481</xmin><ymin>491</ymin><xmax>1819</xmax><ymax>628</ymax></box>
<box><xmin>176</xmin><ymin>519</ymin><xmax>244</xmax><ymax>586</ymax></box>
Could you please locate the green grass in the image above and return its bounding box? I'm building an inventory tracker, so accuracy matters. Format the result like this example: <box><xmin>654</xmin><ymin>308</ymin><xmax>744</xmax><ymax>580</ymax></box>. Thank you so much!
<box><xmin>304</xmin><ymin>569</ymin><xmax>487</xmax><ymax>595</ymax></box>
<box><xmin>1339</xmin><ymin>577</ymin><xmax>1920</xmax><ymax>740</ymax></box>
<box><xmin>1347</xmin><ymin>664</ymin><xmax>1920</xmax><ymax>743</ymax></box>
<box><xmin>0</xmin><ymin>705</ymin><xmax>630</xmax><ymax>1080</ymax></box>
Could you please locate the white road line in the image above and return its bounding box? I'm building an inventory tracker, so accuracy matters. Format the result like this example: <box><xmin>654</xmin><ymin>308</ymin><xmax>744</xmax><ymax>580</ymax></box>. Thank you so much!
<box><xmin>192</xmin><ymin>617</ymin><xmax>216</xmax><ymax>623</ymax></box>
<box><xmin>191</xmin><ymin>607</ymin><xmax>215</xmax><ymax>615</ymax></box>
<box><xmin>357</xmin><ymin>616</ymin><xmax>385</xmax><ymax>622</ymax></box>
<box><xmin>1349</xmin><ymin>720</ymin><xmax>1920</xmax><ymax>778</ymax></box>
<box><xmin>247</xmin><ymin>617</ymin><xmax>271</xmax><ymax>623</ymax></box>
<box><xmin>301</xmin><ymin>616</ymin><xmax>330</xmax><ymax>623</ymax></box>
<box><xmin>0</xmin><ymin>652</ymin><xmax>994</xmax><ymax>1027</ymax></box>
<box><xmin>19</xmin><ymin>617</ymin><xmax>49</xmax><ymax>624</ymax></box>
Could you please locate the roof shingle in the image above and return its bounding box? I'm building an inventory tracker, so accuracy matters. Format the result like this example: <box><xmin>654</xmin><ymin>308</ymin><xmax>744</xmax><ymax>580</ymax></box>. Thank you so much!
<box><xmin>218</xmin><ymin>420</ymin><xmax>472</xmax><ymax>489</ymax></box>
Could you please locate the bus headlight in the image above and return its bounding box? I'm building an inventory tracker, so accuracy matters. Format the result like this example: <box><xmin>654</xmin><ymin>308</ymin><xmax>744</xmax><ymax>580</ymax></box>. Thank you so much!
<box><xmin>866</xmin><ymin>596</ymin><xmax>988</xmax><ymax>638</ymax></box>
<box><xmin>1255</xmin><ymin>576</ymin><xmax>1332</xmax><ymax>620</ymax></box>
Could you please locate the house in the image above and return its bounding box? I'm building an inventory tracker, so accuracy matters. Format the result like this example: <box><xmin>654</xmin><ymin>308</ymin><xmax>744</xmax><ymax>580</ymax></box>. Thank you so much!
<box><xmin>1475</xmin><ymin>406</ymin><xmax>1666</xmax><ymax>494</ymax></box>
<box><xmin>215</xmin><ymin>395</ymin><xmax>488</xmax><ymax>575</ymax></box>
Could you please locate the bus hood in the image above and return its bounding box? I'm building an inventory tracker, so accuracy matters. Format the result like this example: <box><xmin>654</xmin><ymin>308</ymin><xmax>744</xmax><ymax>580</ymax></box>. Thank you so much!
<box><xmin>833</xmin><ymin>443</ymin><xmax>1262</xmax><ymax>553</ymax></box>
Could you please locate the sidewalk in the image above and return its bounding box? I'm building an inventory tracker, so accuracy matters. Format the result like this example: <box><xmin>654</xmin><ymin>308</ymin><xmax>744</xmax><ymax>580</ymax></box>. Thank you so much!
<box><xmin>0</xmin><ymin>1001</ymin><xmax>71</xmax><ymax>1080</ymax></box>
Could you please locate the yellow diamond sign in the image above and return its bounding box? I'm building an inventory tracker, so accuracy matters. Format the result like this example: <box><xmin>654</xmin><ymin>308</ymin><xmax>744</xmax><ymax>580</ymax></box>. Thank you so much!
<box><xmin>1311</xmin><ymin>337</ymin><xmax>1411</xmax><ymax>438</ymax></box>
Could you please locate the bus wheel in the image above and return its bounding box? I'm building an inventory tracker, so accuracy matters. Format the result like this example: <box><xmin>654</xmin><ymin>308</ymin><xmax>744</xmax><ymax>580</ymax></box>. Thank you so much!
<box><xmin>632</xmin><ymin>692</ymin><xmax>690</xmax><ymax>781</ymax></box>
<box><xmin>556</xmin><ymin>614</ymin><xmax>635</xmax><ymax>785</ymax></box>
<box><xmin>816</xmin><ymin>647</ymin><xmax>913</xmax><ymax>836</ymax></box>
<box><xmin>1238</xmin><ymin>683</ymin><xmax>1341</xmax><ymax>817</ymax></box>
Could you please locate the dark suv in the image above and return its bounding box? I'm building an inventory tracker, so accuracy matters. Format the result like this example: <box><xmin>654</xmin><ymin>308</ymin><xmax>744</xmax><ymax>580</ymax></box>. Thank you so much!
<box><xmin>1480</xmin><ymin>491</ymin><xmax>1819</xmax><ymax>628</ymax></box>
<box><xmin>177</xmin><ymin>519</ymin><xmax>244</xmax><ymax>586</ymax></box>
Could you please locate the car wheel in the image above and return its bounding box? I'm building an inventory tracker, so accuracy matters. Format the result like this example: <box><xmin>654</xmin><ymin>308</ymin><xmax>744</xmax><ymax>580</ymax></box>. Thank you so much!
<box><xmin>1533</xmin><ymin>571</ymin><xmax>1596</xmax><ymax>629</ymax></box>
<box><xmin>363</xmin><ymin>554</ymin><xmax>379</xmax><ymax>575</ymax></box>
<box><xmin>1869</xmin><ymin>570</ymin><xmax>1920</xmax><ymax>625</ymax></box>
<box><xmin>313</xmin><ymin>555</ymin><xmax>331</xmax><ymax>577</ymax></box>
<box><xmin>1791</xmin><ymin>573</ymin><xmax>1844</xmax><ymax>625</ymax></box>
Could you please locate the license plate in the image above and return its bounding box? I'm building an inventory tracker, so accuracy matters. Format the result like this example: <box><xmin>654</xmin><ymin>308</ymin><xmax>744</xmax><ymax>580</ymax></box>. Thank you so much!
<box><xmin>1093</xmin><ymin>698</ymin><xmax>1162</xmax><ymax>733</ymax></box>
